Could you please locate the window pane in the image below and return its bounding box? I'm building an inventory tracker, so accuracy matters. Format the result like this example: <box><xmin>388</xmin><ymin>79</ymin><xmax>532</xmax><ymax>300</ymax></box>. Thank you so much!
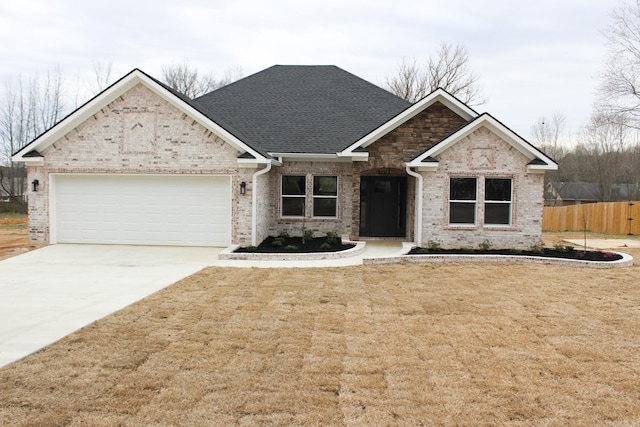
<box><xmin>450</xmin><ymin>178</ymin><xmax>476</xmax><ymax>200</ymax></box>
<box><xmin>485</xmin><ymin>179</ymin><xmax>511</xmax><ymax>201</ymax></box>
<box><xmin>313</xmin><ymin>198</ymin><xmax>337</xmax><ymax>217</ymax></box>
<box><xmin>450</xmin><ymin>202</ymin><xmax>475</xmax><ymax>224</ymax></box>
<box><xmin>282</xmin><ymin>176</ymin><xmax>305</xmax><ymax>195</ymax></box>
<box><xmin>485</xmin><ymin>203</ymin><xmax>510</xmax><ymax>225</ymax></box>
<box><xmin>313</xmin><ymin>176</ymin><xmax>337</xmax><ymax>196</ymax></box>
<box><xmin>282</xmin><ymin>197</ymin><xmax>305</xmax><ymax>216</ymax></box>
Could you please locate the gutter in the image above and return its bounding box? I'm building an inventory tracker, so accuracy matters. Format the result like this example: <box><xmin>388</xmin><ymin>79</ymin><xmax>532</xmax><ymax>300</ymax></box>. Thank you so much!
<box><xmin>251</xmin><ymin>162</ymin><xmax>272</xmax><ymax>246</ymax></box>
<box><xmin>405</xmin><ymin>165</ymin><xmax>423</xmax><ymax>247</ymax></box>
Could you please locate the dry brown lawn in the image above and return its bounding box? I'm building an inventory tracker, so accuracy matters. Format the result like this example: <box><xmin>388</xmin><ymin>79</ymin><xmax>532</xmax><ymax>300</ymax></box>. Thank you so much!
<box><xmin>1</xmin><ymin>240</ymin><xmax>640</xmax><ymax>425</ymax></box>
<box><xmin>0</xmin><ymin>214</ymin><xmax>31</xmax><ymax>261</ymax></box>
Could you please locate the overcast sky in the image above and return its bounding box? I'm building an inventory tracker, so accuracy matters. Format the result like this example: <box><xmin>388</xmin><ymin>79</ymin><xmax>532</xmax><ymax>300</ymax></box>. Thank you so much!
<box><xmin>0</xmin><ymin>0</ymin><xmax>616</xmax><ymax>142</ymax></box>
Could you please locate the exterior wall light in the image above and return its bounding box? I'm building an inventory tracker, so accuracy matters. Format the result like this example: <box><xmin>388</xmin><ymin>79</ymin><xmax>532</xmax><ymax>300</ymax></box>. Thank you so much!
<box><xmin>32</xmin><ymin>179</ymin><xmax>39</xmax><ymax>192</ymax></box>
<box><xmin>240</xmin><ymin>181</ymin><xmax>246</xmax><ymax>195</ymax></box>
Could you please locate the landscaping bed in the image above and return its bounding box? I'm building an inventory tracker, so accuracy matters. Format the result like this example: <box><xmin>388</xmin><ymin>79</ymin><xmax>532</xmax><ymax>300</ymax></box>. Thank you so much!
<box><xmin>407</xmin><ymin>247</ymin><xmax>623</xmax><ymax>262</ymax></box>
<box><xmin>234</xmin><ymin>233</ymin><xmax>355</xmax><ymax>254</ymax></box>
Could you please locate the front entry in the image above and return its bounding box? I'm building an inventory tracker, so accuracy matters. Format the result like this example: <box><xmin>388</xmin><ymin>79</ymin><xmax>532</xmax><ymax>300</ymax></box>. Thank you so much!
<box><xmin>359</xmin><ymin>176</ymin><xmax>407</xmax><ymax>237</ymax></box>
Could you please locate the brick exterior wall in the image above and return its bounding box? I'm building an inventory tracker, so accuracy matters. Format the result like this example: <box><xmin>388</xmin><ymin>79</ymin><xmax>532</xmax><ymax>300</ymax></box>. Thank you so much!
<box><xmin>420</xmin><ymin>127</ymin><xmax>545</xmax><ymax>249</ymax></box>
<box><xmin>270</xmin><ymin>161</ymin><xmax>354</xmax><ymax>239</ymax></box>
<box><xmin>27</xmin><ymin>83</ymin><xmax>252</xmax><ymax>245</ymax></box>
<box><xmin>27</xmin><ymin>86</ymin><xmax>546</xmax><ymax>250</ymax></box>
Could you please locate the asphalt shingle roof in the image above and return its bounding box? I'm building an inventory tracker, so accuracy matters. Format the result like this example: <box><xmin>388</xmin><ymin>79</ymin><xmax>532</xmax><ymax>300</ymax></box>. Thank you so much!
<box><xmin>194</xmin><ymin>65</ymin><xmax>411</xmax><ymax>155</ymax></box>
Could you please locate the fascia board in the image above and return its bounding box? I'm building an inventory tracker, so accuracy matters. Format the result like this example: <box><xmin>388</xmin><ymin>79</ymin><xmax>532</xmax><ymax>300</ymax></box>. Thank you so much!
<box><xmin>339</xmin><ymin>89</ymin><xmax>478</xmax><ymax>156</ymax></box>
<box><xmin>12</xmin><ymin>70</ymin><xmax>268</xmax><ymax>163</ymax></box>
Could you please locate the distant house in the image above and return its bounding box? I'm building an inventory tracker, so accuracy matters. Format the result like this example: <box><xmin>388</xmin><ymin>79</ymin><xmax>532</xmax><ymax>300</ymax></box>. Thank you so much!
<box><xmin>13</xmin><ymin>65</ymin><xmax>557</xmax><ymax>249</ymax></box>
<box><xmin>547</xmin><ymin>181</ymin><xmax>640</xmax><ymax>206</ymax></box>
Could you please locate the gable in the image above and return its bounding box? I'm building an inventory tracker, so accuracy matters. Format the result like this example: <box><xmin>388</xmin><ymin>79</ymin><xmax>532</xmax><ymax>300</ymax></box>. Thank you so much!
<box><xmin>40</xmin><ymin>83</ymin><xmax>242</xmax><ymax>170</ymax></box>
<box><xmin>365</xmin><ymin>101</ymin><xmax>469</xmax><ymax>164</ymax></box>
<box><xmin>339</xmin><ymin>88</ymin><xmax>477</xmax><ymax>160</ymax></box>
<box><xmin>12</xmin><ymin>69</ymin><xmax>269</xmax><ymax>166</ymax></box>
<box><xmin>406</xmin><ymin>113</ymin><xmax>557</xmax><ymax>173</ymax></box>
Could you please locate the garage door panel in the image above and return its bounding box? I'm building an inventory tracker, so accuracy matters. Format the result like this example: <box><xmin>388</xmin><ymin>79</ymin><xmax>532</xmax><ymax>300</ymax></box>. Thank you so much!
<box><xmin>54</xmin><ymin>175</ymin><xmax>231</xmax><ymax>246</ymax></box>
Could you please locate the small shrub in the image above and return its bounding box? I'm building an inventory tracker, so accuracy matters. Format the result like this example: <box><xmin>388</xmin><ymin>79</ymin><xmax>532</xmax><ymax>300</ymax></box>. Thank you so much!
<box><xmin>426</xmin><ymin>240</ymin><xmax>442</xmax><ymax>251</ymax></box>
<box><xmin>416</xmin><ymin>247</ymin><xmax>431</xmax><ymax>254</ymax></box>
<box><xmin>478</xmin><ymin>239</ymin><xmax>493</xmax><ymax>251</ymax></box>
<box><xmin>508</xmin><ymin>248</ymin><xmax>522</xmax><ymax>255</ymax></box>
<box><xmin>529</xmin><ymin>240</ymin><xmax>545</xmax><ymax>254</ymax></box>
<box><xmin>302</xmin><ymin>228</ymin><xmax>314</xmax><ymax>244</ymax></box>
<box><xmin>319</xmin><ymin>242</ymin><xmax>331</xmax><ymax>250</ymax></box>
<box><xmin>284</xmin><ymin>245</ymin><xmax>298</xmax><ymax>251</ymax></box>
<box><xmin>278</xmin><ymin>231</ymin><xmax>291</xmax><ymax>240</ymax></box>
<box><xmin>325</xmin><ymin>231</ymin><xmax>339</xmax><ymax>245</ymax></box>
<box><xmin>245</xmin><ymin>245</ymin><xmax>257</xmax><ymax>252</ymax></box>
<box><xmin>272</xmin><ymin>237</ymin><xmax>285</xmax><ymax>247</ymax></box>
<box><xmin>553</xmin><ymin>241</ymin><xmax>573</xmax><ymax>253</ymax></box>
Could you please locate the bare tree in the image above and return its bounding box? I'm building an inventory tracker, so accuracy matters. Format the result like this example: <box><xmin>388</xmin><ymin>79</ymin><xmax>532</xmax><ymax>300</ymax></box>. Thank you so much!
<box><xmin>577</xmin><ymin>113</ymin><xmax>629</xmax><ymax>201</ymax></box>
<box><xmin>531</xmin><ymin>112</ymin><xmax>567</xmax><ymax>160</ymax></box>
<box><xmin>385</xmin><ymin>42</ymin><xmax>485</xmax><ymax>105</ymax></box>
<box><xmin>598</xmin><ymin>0</ymin><xmax>640</xmax><ymax>127</ymax></box>
<box><xmin>0</xmin><ymin>68</ymin><xmax>68</xmax><ymax>203</ymax></box>
<box><xmin>91</xmin><ymin>61</ymin><xmax>114</xmax><ymax>95</ymax></box>
<box><xmin>161</xmin><ymin>62</ymin><xmax>243</xmax><ymax>98</ymax></box>
<box><xmin>532</xmin><ymin>112</ymin><xmax>568</xmax><ymax>205</ymax></box>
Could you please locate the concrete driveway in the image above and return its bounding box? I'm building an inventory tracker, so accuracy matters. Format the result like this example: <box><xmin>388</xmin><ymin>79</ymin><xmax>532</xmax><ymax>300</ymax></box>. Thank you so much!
<box><xmin>0</xmin><ymin>244</ymin><xmax>219</xmax><ymax>368</ymax></box>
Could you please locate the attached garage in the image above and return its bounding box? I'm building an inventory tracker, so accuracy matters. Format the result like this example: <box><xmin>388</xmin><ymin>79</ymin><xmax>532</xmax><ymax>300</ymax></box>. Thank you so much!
<box><xmin>51</xmin><ymin>174</ymin><xmax>231</xmax><ymax>247</ymax></box>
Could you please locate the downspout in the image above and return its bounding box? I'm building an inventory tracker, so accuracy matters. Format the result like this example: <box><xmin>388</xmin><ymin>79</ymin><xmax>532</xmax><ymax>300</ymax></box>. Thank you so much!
<box><xmin>405</xmin><ymin>165</ymin><xmax>423</xmax><ymax>247</ymax></box>
<box><xmin>251</xmin><ymin>162</ymin><xmax>272</xmax><ymax>246</ymax></box>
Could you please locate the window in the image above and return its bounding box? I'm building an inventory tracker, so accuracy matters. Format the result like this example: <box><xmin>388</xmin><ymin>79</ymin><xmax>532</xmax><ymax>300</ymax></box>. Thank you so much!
<box><xmin>313</xmin><ymin>176</ymin><xmax>338</xmax><ymax>217</ymax></box>
<box><xmin>281</xmin><ymin>175</ymin><xmax>306</xmax><ymax>217</ymax></box>
<box><xmin>449</xmin><ymin>177</ymin><xmax>477</xmax><ymax>224</ymax></box>
<box><xmin>485</xmin><ymin>178</ymin><xmax>512</xmax><ymax>225</ymax></box>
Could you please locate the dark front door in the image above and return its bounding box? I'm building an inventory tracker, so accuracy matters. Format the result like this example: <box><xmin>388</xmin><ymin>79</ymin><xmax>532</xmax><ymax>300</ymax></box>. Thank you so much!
<box><xmin>360</xmin><ymin>176</ymin><xmax>407</xmax><ymax>237</ymax></box>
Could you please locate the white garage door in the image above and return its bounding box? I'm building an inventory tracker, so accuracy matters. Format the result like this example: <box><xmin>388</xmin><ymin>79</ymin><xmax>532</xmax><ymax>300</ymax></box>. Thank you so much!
<box><xmin>53</xmin><ymin>174</ymin><xmax>231</xmax><ymax>246</ymax></box>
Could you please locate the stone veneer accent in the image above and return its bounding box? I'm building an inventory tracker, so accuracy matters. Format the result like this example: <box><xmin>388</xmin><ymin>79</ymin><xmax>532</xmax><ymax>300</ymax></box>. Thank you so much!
<box><xmin>351</xmin><ymin>102</ymin><xmax>468</xmax><ymax>240</ymax></box>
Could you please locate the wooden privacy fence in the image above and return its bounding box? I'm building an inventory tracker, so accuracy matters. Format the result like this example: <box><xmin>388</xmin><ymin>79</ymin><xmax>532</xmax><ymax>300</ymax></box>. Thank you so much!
<box><xmin>543</xmin><ymin>201</ymin><xmax>640</xmax><ymax>235</ymax></box>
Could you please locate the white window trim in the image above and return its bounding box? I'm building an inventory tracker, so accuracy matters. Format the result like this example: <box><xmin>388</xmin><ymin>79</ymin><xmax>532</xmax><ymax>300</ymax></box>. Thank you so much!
<box><xmin>281</xmin><ymin>175</ymin><xmax>306</xmax><ymax>218</ymax></box>
<box><xmin>449</xmin><ymin>177</ymin><xmax>478</xmax><ymax>226</ymax></box>
<box><xmin>484</xmin><ymin>178</ymin><xmax>513</xmax><ymax>227</ymax></box>
<box><xmin>312</xmin><ymin>176</ymin><xmax>338</xmax><ymax>219</ymax></box>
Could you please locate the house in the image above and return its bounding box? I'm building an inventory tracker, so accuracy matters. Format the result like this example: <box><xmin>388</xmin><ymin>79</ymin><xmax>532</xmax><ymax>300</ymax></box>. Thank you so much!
<box><xmin>12</xmin><ymin>65</ymin><xmax>557</xmax><ymax>249</ymax></box>
<box><xmin>547</xmin><ymin>181</ymin><xmax>639</xmax><ymax>206</ymax></box>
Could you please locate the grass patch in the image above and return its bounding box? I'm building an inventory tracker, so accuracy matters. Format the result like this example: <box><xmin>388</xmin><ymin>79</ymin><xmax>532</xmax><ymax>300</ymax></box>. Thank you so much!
<box><xmin>2</xmin><ymin>254</ymin><xmax>640</xmax><ymax>425</ymax></box>
<box><xmin>0</xmin><ymin>213</ymin><xmax>27</xmax><ymax>231</ymax></box>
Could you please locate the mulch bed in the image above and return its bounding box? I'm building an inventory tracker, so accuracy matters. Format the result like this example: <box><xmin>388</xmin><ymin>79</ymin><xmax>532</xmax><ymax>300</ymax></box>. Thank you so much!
<box><xmin>408</xmin><ymin>247</ymin><xmax>623</xmax><ymax>261</ymax></box>
<box><xmin>235</xmin><ymin>236</ymin><xmax>356</xmax><ymax>253</ymax></box>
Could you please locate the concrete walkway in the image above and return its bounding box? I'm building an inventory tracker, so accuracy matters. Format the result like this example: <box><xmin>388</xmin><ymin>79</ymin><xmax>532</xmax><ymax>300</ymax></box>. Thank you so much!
<box><xmin>0</xmin><ymin>241</ymin><xmax>404</xmax><ymax>367</ymax></box>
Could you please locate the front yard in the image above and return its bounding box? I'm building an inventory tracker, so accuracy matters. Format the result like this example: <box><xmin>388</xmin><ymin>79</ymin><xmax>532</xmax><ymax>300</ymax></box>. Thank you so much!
<box><xmin>1</xmin><ymin>251</ymin><xmax>640</xmax><ymax>425</ymax></box>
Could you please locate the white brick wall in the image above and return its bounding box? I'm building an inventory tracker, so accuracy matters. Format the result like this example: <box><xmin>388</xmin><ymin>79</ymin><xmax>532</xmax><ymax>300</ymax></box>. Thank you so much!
<box><xmin>420</xmin><ymin>128</ymin><xmax>544</xmax><ymax>249</ymax></box>
<box><xmin>26</xmin><ymin>84</ymin><xmax>546</xmax><ymax>250</ymax></box>
<box><xmin>28</xmin><ymin>83</ymin><xmax>252</xmax><ymax>245</ymax></box>
<box><xmin>269</xmin><ymin>161</ymin><xmax>354</xmax><ymax>239</ymax></box>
